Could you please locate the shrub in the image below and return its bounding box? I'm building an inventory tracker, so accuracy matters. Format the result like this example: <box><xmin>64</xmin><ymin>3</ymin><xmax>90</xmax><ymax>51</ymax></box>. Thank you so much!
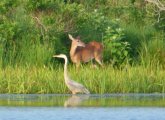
<box><xmin>103</xmin><ymin>22</ymin><xmax>131</xmax><ymax>67</ymax></box>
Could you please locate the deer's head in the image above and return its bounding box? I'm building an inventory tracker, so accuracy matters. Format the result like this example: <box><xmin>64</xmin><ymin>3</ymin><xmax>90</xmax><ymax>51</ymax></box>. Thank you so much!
<box><xmin>68</xmin><ymin>34</ymin><xmax>85</xmax><ymax>47</ymax></box>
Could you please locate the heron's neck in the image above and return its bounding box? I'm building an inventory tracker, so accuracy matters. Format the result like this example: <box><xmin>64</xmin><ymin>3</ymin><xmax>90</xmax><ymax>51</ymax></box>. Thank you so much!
<box><xmin>64</xmin><ymin>57</ymin><xmax>69</xmax><ymax>82</ymax></box>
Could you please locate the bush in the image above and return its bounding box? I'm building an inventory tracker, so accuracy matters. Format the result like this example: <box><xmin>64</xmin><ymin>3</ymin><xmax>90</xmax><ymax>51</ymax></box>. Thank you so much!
<box><xmin>103</xmin><ymin>21</ymin><xmax>131</xmax><ymax>67</ymax></box>
<box><xmin>0</xmin><ymin>0</ymin><xmax>165</xmax><ymax>68</ymax></box>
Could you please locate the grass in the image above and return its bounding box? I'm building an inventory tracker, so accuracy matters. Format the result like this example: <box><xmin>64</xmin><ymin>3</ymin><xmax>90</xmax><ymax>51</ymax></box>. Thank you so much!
<box><xmin>0</xmin><ymin>0</ymin><xmax>165</xmax><ymax>94</ymax></box>
<box><xmin>0</xmin><ymin>63</ymin><xmax>165</xmax><ymax>94</ymax></box>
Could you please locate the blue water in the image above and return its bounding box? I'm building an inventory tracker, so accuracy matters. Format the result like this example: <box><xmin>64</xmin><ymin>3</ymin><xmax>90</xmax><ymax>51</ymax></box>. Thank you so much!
<box><xmin>0</xmin><ymin>107</ymin><xmax>165</xmax><ymax>120</ymax></box>
<box><xmin>0</xmin><ymin>94</ymin><xmax>165</xmax><ymax>120</ymax></box>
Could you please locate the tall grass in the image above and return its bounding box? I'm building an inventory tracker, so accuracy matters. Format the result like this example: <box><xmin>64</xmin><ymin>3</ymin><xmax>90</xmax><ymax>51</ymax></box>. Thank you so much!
<box><xmin>0</xmin><ymin>63</ymin><xmax>165</xmax><ymax>94</ymax></box>
<box><xmin>124</xmin><ymin>24</ymin><xmax>156</xmax><ymax>59</ymax></box>
<box><xmin>139</xmin><ymin>32</ymin><xmax>165</xmax><ymax>68</ymax></box>
<box><xmin>0</xmin><ymin>0</ymin><xmax>165</xmax><ymax>94</ymax></box>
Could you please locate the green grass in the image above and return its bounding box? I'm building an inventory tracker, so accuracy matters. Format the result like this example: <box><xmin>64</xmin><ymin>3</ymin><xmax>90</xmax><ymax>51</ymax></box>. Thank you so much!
<box><xmin>0</xmin><ymin>0</ymin><xmax>165</xmax><ymax>94</ymax></box>
<box><xmin>0</xmin><ymin>63</ymin><xmax>165</xmax><ymax>94</ymax></box>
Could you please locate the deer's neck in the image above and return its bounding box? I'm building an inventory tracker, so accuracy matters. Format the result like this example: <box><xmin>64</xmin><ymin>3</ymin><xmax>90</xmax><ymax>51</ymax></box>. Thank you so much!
<box><xmin>70</xmin><ymin>43</ymin><xmax>78</xmax><ymax>58</ymax></box>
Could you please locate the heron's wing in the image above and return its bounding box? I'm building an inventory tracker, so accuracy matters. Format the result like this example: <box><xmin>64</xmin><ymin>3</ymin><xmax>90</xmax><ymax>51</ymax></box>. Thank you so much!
<box><xmin>67</xmin><ymin>79</ymin><xmax>90</xmax><ymax>94</ymax></box>
<box><xmin>69</xmin><ymin>79</ymin><xmax>85</xmax><ymax>89</ymax></box>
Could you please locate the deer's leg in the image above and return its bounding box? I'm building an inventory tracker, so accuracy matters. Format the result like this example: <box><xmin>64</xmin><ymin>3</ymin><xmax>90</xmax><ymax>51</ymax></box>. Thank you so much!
<box><xmin>94</xmin><ymin>51</ymin><xmax>103</xmax><ymax>67</ymax></box>
<box><xmin>95</xmin><ymin>59</ymin><xmax>103</xmax><ymax>66</ymax></box>
<box><xmin>95</xmin><ymin>56</ymin><xmax>103</xmax><ymax>67</ymax></box>
<box><xmin>76</xmin><ymin>62</ymin><xmax>80</xmax><ymax>69</ymax></box>
<box><xmin>90</xmin><ymin>59</ymin><xmax>97</xmax><ymax>68</ymax></box>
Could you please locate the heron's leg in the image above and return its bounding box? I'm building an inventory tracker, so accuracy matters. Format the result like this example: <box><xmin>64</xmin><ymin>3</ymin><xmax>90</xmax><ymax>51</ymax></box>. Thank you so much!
<box><xmin>72</xmin><ymin>91</ymin><xmax>76</xmax><ymax>94</ymax></box>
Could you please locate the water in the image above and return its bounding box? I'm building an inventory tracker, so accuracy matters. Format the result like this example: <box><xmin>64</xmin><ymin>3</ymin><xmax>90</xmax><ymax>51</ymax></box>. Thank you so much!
<box><xmin>1</xmin><ymin>107</ymin><xmax>165</xmax><ymax>120</ymax></box>
<box><xmin>0</xmin><ymin>94</ymin><xmax>165</xmax><ymax>120</ymax></box>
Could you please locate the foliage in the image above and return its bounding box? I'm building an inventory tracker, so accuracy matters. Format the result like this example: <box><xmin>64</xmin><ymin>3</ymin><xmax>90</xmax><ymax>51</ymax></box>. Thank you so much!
<box><xmin>0</xmin><ymin>0</ymin><xmax>165</xmax><ymax>94</ymax></box>
<box><xmin>103</xmin><ymin>23</ymin><xmax>131</xmax><ymax>67</ymax></box>
<box><xmin>0</xmin><ymin>0</ymin><xmax>164</xmax><ymax>67</ymax></box>
<box><xmin>76</xmin><ymin>9</ymin><xmax>110</xmax><ymax>41</ymax></box>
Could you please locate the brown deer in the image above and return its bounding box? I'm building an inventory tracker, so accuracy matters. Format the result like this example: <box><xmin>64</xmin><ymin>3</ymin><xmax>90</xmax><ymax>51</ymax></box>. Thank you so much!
<box><xmin>68</xmin><ymin>34</ymin><xmax>103</xmax><ymax>68</ymax></box>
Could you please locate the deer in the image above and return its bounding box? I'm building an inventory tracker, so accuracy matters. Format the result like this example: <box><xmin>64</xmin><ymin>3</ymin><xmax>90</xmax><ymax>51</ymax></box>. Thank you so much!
<box><xmin>68</xmin><ymin>34</ymin><xmax>104</xmax><ymax>68</ymax></box>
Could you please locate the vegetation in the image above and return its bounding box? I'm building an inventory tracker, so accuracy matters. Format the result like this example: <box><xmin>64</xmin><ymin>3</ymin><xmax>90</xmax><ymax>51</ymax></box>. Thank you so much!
<box><xmin>0</xmin><ymin>64</ymin><xmax>165</xmax><ymax>94</ymax></box>
<box><xmin>0</xmin><ymin>0</ymin><xmax>165</xmax><ymax>94</ymax></box>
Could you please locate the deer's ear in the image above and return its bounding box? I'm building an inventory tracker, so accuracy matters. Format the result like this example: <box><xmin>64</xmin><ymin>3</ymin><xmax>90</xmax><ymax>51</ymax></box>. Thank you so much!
<box><xmin>68</xmin><ymin>34</ymin><xmax>74</xmax><ymax>41</ymax></box>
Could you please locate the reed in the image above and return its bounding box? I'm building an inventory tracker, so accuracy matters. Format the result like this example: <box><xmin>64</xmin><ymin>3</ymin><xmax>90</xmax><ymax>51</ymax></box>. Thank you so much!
<box><xmin>0</xmin><ymin>63</ymin><xmax>165</xmax><ymax>94</ymax></box>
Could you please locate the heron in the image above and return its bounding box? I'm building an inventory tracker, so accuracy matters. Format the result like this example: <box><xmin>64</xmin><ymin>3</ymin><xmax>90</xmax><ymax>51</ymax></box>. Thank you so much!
<box><xmin>53</xmin><ymin>54</ymin><xmax>90</xmax><ymax>94</ymax></box>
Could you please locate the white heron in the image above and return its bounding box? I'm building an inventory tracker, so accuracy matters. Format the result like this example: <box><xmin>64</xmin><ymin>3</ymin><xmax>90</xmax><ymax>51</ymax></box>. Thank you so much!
<box><xmin>53</xmin><ymin>54</ymin><xmax>90</xmax><ymax>94</ymax></box>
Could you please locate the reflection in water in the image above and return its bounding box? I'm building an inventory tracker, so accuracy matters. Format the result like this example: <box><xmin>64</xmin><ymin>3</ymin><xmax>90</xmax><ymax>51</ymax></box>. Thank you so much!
<box><xmin>0</xmin><ymin>94</ymin><xmax>165</xmax><ymax>107</ymax></box>
<box><xmin>64</xmin><ymin>95</ymin><xmax>89</xmax><ymax>107</ymax></box>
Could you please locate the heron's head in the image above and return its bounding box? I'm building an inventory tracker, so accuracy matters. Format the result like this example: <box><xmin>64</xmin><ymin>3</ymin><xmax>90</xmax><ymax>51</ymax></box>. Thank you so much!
<box><xmin>52</xmin><ymin>54</ymin><xmax>67</xmax><ymax>59</ymax></box>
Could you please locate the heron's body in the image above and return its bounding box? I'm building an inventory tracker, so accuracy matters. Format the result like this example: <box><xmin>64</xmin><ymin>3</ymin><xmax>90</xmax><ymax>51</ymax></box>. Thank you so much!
<box><xmin>53</xmin><ymin>54</ymin><xmax>90</xmax><ymax>94</ymax></box>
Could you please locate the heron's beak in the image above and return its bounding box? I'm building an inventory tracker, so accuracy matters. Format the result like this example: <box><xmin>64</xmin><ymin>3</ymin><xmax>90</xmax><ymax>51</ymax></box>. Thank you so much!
<box><xmin>52</xmin><ymin>55</ymin><xmax>58</xmax><ymax>58</ymax></box>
